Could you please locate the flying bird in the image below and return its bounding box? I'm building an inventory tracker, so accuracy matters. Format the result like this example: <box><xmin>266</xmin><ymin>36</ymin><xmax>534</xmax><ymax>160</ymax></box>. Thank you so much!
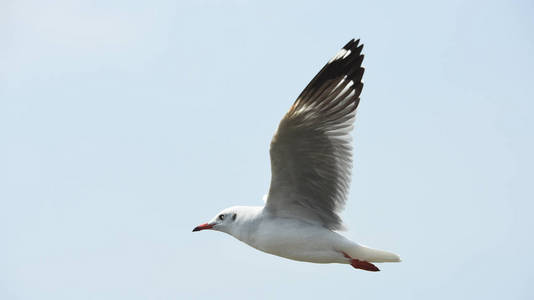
<box><xmin>193</xmin><ymin>39</ymin><xmax>400</xmax><ymax>271</ymax></box>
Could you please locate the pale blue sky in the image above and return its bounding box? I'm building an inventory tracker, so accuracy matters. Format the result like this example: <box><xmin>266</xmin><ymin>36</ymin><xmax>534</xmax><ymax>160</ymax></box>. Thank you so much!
<box><xmin>1</xmin><ymin>0</ymin><xmax>533</xmax><ymax>299</ymax></box>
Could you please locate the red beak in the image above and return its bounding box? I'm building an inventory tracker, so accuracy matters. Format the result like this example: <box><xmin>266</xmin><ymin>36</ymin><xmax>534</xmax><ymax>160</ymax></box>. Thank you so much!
<box><xmin>192</xmin><ymin>223</ymin><xmax>213</xmax><ymax>232</ymax></box>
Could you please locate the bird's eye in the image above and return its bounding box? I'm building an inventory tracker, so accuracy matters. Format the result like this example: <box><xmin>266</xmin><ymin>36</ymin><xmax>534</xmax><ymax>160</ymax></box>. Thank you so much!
<box><xmin>218</xmin><ymin>214</ymin><xmax>225</xmax><ymax>221</ymax></box>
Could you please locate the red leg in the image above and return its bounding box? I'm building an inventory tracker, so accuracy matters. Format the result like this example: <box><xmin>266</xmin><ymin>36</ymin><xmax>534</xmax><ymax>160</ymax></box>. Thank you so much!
<box><xmin>342</xmin><ymin>252</ymin><xmax>380</xmax><ymax>272</ymax></box>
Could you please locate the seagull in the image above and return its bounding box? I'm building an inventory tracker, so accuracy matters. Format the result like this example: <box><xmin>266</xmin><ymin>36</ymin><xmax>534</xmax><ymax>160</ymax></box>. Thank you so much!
<box><xmin>193</xmin><ymin>39</ymin><xmax>400</xmax><ymax>271</ymax></box>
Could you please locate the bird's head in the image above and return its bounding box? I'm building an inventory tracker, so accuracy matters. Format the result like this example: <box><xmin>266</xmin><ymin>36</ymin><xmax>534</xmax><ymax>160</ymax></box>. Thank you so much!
<box><xmin>192</xmin><ymin>205</ymin><xmax>262</xmax><ymax>236</ymax></box>
<box><xmin>192</xmin><ymin>206</ymin><xmax>241</xmax><ymax>234</ymax></box>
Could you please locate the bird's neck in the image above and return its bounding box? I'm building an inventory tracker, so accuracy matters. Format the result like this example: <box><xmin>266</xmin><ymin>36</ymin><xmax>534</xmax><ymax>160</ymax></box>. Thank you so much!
<box><xmin>226</xmin><ymin>206</ymin><xmax>264</xmax><ymax>244</ymax></box>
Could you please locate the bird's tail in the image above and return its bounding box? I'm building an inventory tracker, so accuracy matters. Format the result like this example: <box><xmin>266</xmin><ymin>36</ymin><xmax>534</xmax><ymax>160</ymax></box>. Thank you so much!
<box><xmin>344</xmin><ymin>244</ymin><xmax>401</xmax><ymax>263</ymax></box>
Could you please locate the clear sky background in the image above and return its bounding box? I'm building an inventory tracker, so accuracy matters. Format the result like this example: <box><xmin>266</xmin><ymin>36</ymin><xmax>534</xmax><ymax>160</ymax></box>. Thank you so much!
<box><xmin>1</xmin><ymin>0</ymin><xmax>533</xmax><ymax>299</ymax></box>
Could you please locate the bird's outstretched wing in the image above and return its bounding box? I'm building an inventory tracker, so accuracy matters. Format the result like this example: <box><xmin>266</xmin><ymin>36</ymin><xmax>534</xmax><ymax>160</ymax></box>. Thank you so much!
<box><xmin>265</xmin><ymin>39</ymin><xmax>364</xmax><ymax>230</ymax></box>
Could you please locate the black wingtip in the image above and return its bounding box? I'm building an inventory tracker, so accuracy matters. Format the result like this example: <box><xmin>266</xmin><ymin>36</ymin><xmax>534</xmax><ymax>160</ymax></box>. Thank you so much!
<box><xmin>343</xmin><ymin>38</ymin><xmax>363</xmax><ymax>51</ymax></box>
<box><xmin>292</xmin><ymin>38</ymin><xmax>365</xmax><ymax>108</ymax></box>
<box><xmin>342</xmin><ymin>39</ymin><xmax>355</xmax><ymax>50</ymax></box>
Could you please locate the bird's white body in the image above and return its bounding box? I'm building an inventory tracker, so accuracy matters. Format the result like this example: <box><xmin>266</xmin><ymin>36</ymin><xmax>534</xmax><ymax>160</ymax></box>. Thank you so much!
<box><xmin>215</xmin><ymin>206</ymin><xmax>400</xmax><ymax>265</ymax></box>
<box><xmin>193</xmin><ymin>39</ymin><xmax>400</xmax><ymax>271</ymax></box>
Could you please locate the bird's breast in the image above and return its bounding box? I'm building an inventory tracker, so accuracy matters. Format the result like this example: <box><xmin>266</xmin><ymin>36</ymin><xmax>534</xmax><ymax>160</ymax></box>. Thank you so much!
<box><xmin>242</xmin><ymin>217</ymin><xmax>348</xmax><ymax>264</ymax></box>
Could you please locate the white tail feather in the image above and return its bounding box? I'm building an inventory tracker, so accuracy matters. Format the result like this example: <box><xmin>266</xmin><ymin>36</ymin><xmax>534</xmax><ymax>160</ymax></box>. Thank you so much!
<box><xmin>345</xmin><ymin>244</ymin><xmax>401</xmax><ymax>263</ymax></box>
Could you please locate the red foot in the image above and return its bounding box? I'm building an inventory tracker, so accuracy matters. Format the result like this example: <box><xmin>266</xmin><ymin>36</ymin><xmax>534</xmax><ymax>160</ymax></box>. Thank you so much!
<box><xmin>342</xmin><ymin>252</ymin><xmax>380</xmax><ymax>272</ymax></box>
